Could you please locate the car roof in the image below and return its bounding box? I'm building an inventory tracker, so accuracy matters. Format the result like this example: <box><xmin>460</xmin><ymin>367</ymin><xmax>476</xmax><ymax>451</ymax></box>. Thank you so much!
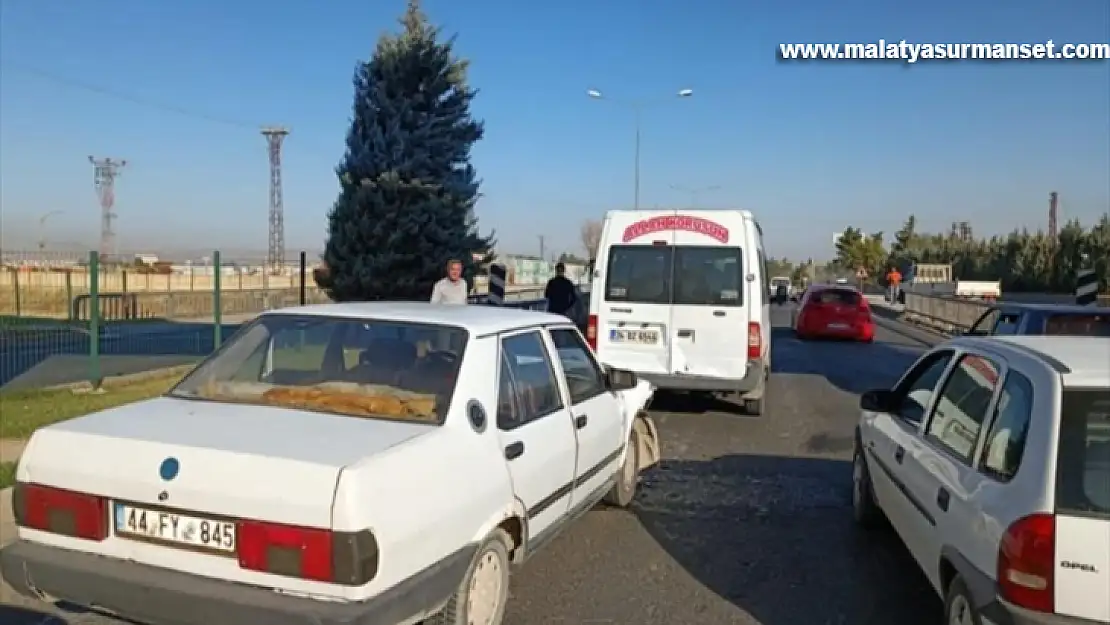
<box><xmin>261</xmin><ymin>302</ymin><xmax>570</xmax><ymax>336</ymax></box>
<box><xmin>993</xmin><ymin>302</ymin><xmax>1110</xmax><ymax>314</ymax></box>
<box><xmin>955</xmin><ymin>335</ymin><xmax>1110</xmax><ymax>381</ymax></box>
<box><xmin>809</xmin><ymin>284</ymin><xmax>859</xmax><ymax>292</ymax></box>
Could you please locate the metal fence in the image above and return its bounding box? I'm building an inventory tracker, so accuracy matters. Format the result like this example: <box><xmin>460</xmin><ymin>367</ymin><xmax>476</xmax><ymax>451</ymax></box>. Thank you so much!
<box><xmin>0</xmin><ymin>251</ymin><xmax>554</xmax><ymax>392</ymax></box>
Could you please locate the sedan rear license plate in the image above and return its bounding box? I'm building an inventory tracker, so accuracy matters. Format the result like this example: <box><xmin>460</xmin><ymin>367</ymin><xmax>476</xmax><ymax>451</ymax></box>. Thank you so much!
<box><xmin>610</xmin><ymin>329</ymin><xmax>659</xmax><ymax>344</ymax></box>
<box><xmin>114</xmin><ymin>503</ymin><xmax>236</xmax><ymax>554</ymax></box>
<box><xmin>827</xmin><ymin>323</ymin><xmax>850</xmax><ymax>330</ymax></box>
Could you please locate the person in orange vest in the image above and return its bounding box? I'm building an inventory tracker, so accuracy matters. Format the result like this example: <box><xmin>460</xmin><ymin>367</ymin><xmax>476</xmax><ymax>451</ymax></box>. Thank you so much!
<box><xmin>886</xmin><ymin>267</ymin><xmax>903</xmax><ymax>302</ymax></box>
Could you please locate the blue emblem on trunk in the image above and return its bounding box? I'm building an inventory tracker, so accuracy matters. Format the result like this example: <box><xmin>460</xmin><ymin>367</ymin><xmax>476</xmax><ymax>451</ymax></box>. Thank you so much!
<box><xmin>159</xmin><ymin>457</ymin><xmax>180</xmax><ymax>481</ymax></box>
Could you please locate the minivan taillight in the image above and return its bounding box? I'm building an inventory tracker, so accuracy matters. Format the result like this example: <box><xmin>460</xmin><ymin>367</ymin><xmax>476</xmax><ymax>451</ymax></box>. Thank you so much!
<box><xmin>14</xmin><ymin>482</ymin><xmax>108</xmax><ymax>541</ymax></box>
<box><xmin>237</xmin><ymin>519</ymin><xmax>379</xmax><ymax>585</ymax></box>
<box><xmin>747</xmin><ymin>322</ymin><xmax>761</xmax><ymax>359</ymax></box>
<box><xmin>586</xmin><ymin>314</ymin><xmax>598</xmax><ymax>350</ymax></box>
<box><xmin>998</xmin><ymin>513</ymin><xmax>1055</xmax><ymax>613</ymax></box>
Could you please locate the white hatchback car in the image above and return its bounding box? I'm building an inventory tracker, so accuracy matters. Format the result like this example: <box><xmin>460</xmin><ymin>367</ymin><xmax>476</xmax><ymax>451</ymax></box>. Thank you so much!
<box><xmin>853</xmin><ymin>335</ymin><xmax>1110</xmax><ymax>625</ymax></box>
<box><xmin>1</xmin><ymin>302</ymin><xmax>660</xmax><ymax>625</ymax></box>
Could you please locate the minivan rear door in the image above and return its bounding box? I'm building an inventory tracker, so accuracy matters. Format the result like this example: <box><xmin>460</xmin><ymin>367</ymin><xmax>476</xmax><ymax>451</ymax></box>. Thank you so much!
<box><xmin>668</xmin><ymin>213</ymin><xmax>748</xmax><ymax>380</ymax></box>
<box><xmin>596</xmin><ymin>219</ymin><xmax>675</xmax><ymax>375</ymax></box>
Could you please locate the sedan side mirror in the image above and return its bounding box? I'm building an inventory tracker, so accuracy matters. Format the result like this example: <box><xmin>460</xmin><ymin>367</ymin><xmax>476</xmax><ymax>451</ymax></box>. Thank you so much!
<box><xmin>860</xmin><ymin>388</ymin><xmax>895</xmax><ymax>413</ymax></box>
<box><xmin>606</xmin><ymin>368</ymin><xmax>638</xmax><ymax>392</ymax></box>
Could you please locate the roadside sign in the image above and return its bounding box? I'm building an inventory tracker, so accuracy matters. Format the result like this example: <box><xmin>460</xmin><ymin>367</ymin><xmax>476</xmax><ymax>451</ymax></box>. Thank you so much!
<box><xmin>856</xmin><ymin>268</ymin><xmax>868</xmax><ymax>279</ymax></box>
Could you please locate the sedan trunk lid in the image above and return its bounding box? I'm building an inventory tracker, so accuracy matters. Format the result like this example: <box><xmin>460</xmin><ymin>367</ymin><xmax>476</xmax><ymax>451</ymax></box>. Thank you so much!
<box><xmin>21</xmin><ymin>396</ymin><xmax>435</xmax><ymax>529</ymax></box>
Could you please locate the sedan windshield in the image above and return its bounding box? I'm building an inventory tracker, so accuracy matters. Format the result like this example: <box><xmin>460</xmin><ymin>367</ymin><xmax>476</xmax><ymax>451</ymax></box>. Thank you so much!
<box><xmin>169</xmin><ymin>315</ymin><xmax>468</xmax><ymax>424</ymax></box>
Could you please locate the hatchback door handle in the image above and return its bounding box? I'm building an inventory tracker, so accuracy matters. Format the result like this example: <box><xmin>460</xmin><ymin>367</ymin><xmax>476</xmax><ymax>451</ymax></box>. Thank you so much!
<box><xmin>677</xmin><ymin>329</ymin><xmax>693</xmax><ymax>338</ymax></box>
<box><xmin>575</xmin><ymin>415</ymin><xmax>588</xmax><ymax>429</ymax></box>
<box><xmin>936</xmin><ymin>487</ymin><xmax>950</xmax><ymax>512</ymax></box>
<box><xmin>505</xmin><ymin>442</ymin><xmax>524</xmax><ymax>460</ymax></box>
<box><xmin>712</xmin><ymin>311</ymin><xmax>726</xmax><ymax>317</ymax></box>
<box><xmin>894</xmin><ymin>446</ymin><xmax>905</xmax><ymax>464</ymax></box>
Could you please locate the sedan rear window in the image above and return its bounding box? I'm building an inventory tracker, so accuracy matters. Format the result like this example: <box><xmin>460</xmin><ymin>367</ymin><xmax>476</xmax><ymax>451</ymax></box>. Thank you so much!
<box><xmin>1055</xmin><ymin>389</ymin><xmax>1110</xmax><ymax>516</ymax></box>
<box><xmin>811</xmin><ymin>289</ymin><xmax>860</xmax><ymax>306</ymax></box>
<box><xmin>170</xmin><ymin>315</ymin><xmax>467</xmax><ymax>424</ymax></box>
<box><xmin>1044</xmin><ymin>314</ymin><xmax>1110</xmax><ymax>337</ymax></box>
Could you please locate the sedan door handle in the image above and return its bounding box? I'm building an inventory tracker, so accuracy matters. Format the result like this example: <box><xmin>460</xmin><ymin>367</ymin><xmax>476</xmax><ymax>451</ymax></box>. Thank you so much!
<box><xmin>894</xmin><ymin>446</ymin><xmax>905</xmax><ymax>464</ymax></box>
<box><xmin>575</xmin><ymin>415</ymin><xmax>588</xmax><ymax>429</ymax></box>
<box><xmin>936</xmin><ymin>487</ymin><xmax>950</xmax><ymax>512</ymax></box>
<box><xmin>505</xmin><ymin>442</ymin><xmax>525</xmax><ymax>460</ymax></box>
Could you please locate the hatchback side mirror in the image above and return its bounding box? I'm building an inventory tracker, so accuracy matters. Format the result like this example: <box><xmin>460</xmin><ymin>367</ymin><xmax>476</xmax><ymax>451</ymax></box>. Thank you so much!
<box><xmin>860</xmin><ymin>388</ymin><xmax>895</xmax><ymax>413</ymax></box>
<box><xmin>606</xmin><ymin>368</ymin><xmax>638</xmax><ymax>392</ymax></box>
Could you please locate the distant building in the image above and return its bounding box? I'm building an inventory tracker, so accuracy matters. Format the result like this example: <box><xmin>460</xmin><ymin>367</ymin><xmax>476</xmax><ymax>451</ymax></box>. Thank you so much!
<box><xmin>134</xmin><ymin>253</ymin><xmax>159</xmax><ymax>265</ymax></box>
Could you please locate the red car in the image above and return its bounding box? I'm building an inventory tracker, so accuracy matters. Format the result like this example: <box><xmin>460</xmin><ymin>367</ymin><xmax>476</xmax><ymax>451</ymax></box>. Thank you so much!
<box><xmin>793</xmin><ymin>285</ymin><xmax>875</xmax><ymax>342</ymax></box>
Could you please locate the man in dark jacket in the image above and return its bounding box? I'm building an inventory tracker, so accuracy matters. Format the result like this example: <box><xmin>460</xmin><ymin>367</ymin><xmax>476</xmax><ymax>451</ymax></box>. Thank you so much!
<box><xmin>544</xmin><ymin>263</ymin><xmax>579</xmax><ymax>318</ymax></box>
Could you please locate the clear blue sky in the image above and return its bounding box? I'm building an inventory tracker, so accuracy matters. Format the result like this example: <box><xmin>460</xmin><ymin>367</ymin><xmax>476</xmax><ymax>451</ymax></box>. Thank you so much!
<box><xmin>1</xmin><ymin>0</ymin><xmax>1107</xmax><ymax>262</ymax></box>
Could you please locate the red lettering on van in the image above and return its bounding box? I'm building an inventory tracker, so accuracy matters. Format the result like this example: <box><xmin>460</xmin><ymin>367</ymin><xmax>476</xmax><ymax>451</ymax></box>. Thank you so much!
<box><xmin>621</xmin><ymin>216</ymin><xmax>730</xmax><ymax>244</ymax></box>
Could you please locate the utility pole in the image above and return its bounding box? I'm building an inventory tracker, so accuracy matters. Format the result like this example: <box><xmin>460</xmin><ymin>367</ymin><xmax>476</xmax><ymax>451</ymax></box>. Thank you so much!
<box><xmin>1048</xmin><ymin>191</ymin><xmax>1059</xmax><ymax>242</ymax></box>
<box><xmin>89</xmin><ymin>157</ymin><xmax>127</xmax><ymax>262</ymax></box>
<box><xmin>261</xmin><ymin>126</ymin><xmax>289</xmax><ymax>274</ymax></box>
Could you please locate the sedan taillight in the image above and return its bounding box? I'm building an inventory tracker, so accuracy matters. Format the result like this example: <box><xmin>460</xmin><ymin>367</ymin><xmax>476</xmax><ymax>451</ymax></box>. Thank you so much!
<box><xmin>14</xmin><ymin>482</ymin><xmax>108</xmax><ymax>541</ymax></box>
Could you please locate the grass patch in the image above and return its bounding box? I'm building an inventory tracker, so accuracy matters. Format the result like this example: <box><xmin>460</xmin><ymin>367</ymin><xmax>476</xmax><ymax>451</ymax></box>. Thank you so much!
<box><xmin>0</xmin><ymin>372</ymin><xmax>183</xmax><ymax>439</ymax></box>
<box><xmin>0</xmin><ymin>461</ymin><xmax>14</xmax><ymax>489</ymax></box>
<box><xmin>0</xmin><ymin>314</ymin><xmax>75</xmax><ymax>329</ymax></box>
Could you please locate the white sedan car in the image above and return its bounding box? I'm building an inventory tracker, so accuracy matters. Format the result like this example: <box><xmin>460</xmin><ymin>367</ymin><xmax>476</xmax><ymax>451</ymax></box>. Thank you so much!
<box><xmin>1</xmin><ymin>302</ymin><xmax>660</xmax><ymax>625</ymax></box>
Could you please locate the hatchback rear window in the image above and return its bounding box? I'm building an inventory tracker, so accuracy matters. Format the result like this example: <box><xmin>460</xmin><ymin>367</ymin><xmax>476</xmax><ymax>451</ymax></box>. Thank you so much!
<box><xmin>604</xmin><ymin>245</ymin><xmax>743</xmax><ymax>306</ymax></box>
<box><xmin>1055</xmin><ymin>389</ymin><xmax>1110</xmax><ymax>516</ymax></box>
<box><xmin>811</xmin><ymin>289</ymin><xmax>860</xmax><ymax>306</ymax></box>
<box><xmin>1044</xmin><ymin>314</ymin><xmax>1110</xmax><ymax>337</ymax></box>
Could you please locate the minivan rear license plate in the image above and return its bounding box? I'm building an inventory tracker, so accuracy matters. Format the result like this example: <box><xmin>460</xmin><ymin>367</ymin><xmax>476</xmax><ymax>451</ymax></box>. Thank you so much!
<box><xmin>610</xmin><ymin>329</ymin><xmax>659</xmax><ymax>344</ymax></box>
<box><xmin>114</xmin><ymin>502</ymin><xmax>236</xmax><ymax>554</ymax></box>
<box><xmin>827</xmin><ymin>323</ymin><xmax>850</xmax><ymax>330</ymax></box>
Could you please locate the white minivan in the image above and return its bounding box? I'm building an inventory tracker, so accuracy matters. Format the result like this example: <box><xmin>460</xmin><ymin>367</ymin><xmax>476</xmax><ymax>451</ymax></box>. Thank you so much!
<box><xmin>585</xmin><ymin>209</ymin><xmax>772</xmax><ymax>415</ymax></box>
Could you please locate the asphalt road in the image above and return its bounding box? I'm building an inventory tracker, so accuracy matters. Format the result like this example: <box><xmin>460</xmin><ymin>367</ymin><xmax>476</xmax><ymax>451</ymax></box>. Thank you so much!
<box><xmin>1</xmin><ymin>304</ymin><xmax>943</xmax><ymax>624</ymax></box>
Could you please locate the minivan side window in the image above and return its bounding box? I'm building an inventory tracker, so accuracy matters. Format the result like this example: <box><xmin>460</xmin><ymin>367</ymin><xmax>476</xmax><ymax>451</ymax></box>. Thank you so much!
<box><xmin>757</xmin><ymin>249</ymin><xmax>769</xmax><ymax>298</ymax></box>
<box><xmin>979</xmin><ymin>370</ymin><xmax>1034</xmax><ymax>482</ymax></box>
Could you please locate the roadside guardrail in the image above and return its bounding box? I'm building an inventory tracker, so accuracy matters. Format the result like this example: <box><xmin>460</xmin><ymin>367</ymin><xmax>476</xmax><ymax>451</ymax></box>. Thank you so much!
<box><xmin>472</xmin><ymin>284</ymin><xmax>592</xmax><ymax>312</ymax></box>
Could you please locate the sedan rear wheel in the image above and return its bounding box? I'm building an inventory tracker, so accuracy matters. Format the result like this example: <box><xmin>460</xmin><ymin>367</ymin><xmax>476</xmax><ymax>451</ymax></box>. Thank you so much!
<box><xmin>431</xmin><ymin>530</ymin><xmax>512</xmax><ymax>625</ymax></box>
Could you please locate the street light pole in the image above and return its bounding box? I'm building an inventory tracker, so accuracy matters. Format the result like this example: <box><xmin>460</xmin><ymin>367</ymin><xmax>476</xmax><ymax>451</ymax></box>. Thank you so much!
<box><xmin>587</xmin><ymin>88</ymin><xmax>693</xmax><ymax>210</ymax></box>
<box><xmin>633</xmin><ymin>106</ymin><xmax>641</xmax><ymax>211</ymax></box>
<box><xmin>670</xmin><ymin>184</ymin><xmax>721</xmax><ymax>208</ymax></box>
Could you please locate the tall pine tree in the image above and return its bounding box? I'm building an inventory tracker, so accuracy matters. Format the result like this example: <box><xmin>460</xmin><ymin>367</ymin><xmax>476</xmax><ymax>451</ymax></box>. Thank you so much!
<box><xmin>318</xmin><ymin>0</ymin><xmax>494</xmax><ymax>302</ymax></box>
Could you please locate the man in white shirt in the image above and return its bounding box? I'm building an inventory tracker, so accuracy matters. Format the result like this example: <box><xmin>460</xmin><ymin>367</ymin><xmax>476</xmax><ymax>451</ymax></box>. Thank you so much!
<box><xmin>430</xmin><ymin>259</ymin><xmax>469</xmax><ymax>304</ymax></box>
